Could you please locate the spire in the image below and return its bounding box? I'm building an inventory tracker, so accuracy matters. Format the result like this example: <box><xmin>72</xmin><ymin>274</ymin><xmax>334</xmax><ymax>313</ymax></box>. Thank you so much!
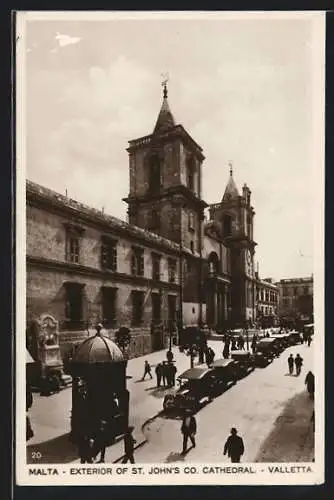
<box><xmin>153</xmin><ymin>75</ymin><xmax>175</xmax><ymax>135</ymax></box>
<box><xmin>222</xmin><ymin>162</ymin><xmax>239</xmax><ymax>201</ymax></box>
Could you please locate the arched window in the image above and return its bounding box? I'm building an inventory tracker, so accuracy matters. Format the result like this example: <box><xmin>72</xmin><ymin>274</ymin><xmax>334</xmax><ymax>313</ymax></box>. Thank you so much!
<box><xmin>208</xmin><ymin>252</ymin><xmax>219</xmax><ymax>276</ymax></box>
<box><xmin>148</xmin><ymin>154</ymin><xmax>161</xmax><ymax>194</ymax></box>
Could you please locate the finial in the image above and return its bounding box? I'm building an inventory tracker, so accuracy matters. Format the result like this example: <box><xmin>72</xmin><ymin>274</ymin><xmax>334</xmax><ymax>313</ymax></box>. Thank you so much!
<box><xmin>161</xmin><ymin>72</ymin><xmax>169</xmax><ymax>99</ymax></box>
<box><xmin>228</xmin><ymin>161</ymin><xmax>233</xmax><ymax>176</ymax></box>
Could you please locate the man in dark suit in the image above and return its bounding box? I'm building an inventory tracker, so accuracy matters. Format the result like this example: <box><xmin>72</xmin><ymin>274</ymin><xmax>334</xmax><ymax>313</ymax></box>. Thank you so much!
<box><xmin>223</xmin><ymin>428</ymin><xmax>245</xmax><ymax>463</ymax></box>
<box><xmin>181</xmin><ymin>410</ymin><xmax>197</xmax><ymax>454</ymax></box>
<box><xmin>122</xmin><ymin>426</ymin><xmax>136</xmax><ymax>463</ymax></box>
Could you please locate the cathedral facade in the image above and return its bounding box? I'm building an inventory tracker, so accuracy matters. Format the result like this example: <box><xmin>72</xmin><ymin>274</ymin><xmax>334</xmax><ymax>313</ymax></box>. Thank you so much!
<box><xmin>26</xmin><ymin>83</ymin><xmax>260</xmax><ymax>358</ymax></box>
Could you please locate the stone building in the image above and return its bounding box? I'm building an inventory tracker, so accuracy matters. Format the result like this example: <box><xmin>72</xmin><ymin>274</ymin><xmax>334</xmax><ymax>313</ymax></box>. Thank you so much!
<box><xmin>26</xmin><ymin>82</ymin><xmax>262</xmax><ymax>357</ymax></box>
<box><xmin>254</xmin><ymin>274</ymin><xmax>279</xmax><ymax>327</ymax></box>
<box><xmin>276</xmin><ymin>276</ymin><xmax>313</xmax><ymax>324</ymax></box>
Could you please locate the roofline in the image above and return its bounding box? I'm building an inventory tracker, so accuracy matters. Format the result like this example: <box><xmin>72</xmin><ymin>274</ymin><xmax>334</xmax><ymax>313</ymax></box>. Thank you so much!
<box><xmin>26</xmin><ymin>180</ymin><xmax>182</xmax><ymax>255</ymax></box>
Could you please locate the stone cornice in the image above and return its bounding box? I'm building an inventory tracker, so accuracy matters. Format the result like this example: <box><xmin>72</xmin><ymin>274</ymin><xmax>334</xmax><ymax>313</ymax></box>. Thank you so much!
<box><xmin>27</xmin><ymin>255</ymin><xmax>180</xmax><ymax>291</ymax></box>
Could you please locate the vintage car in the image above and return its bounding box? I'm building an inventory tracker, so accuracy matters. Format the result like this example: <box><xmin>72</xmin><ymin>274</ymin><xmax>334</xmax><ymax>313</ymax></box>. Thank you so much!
<box><xmin>269</xmin><ymin>334</ymin><xmax>289</xmax><ymax>352</ymax></box>
<box><xmin>230</xmin><ymin>350</ymin><xmax>255</xmax><ymax>378</ymax></box>
<box><xmin>253</xmin><ymin>338</ymin><xmax>279</xmax><ymax>367</ymax></box>
<box><xmin>287</xmin><ymin>330</ymin><xmax>303</xmax><ymax>345</ymax></box>
<box><xmin>163</xmin><ymin>366</ymin><xmax>216</xmax><ymax>414</ymax></box>
<box><xmin>210</xmin><ymin>359</ymin><xmax>239</xmax><ymax>394</ymax></box>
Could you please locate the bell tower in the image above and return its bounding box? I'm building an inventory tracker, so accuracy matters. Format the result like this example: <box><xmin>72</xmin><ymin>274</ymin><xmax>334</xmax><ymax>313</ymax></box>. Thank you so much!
<box><xmin>208</xmin><ymin>164</ymin><xmax>257</xmax><ymax>326</ymax></box>
<box><xmin>123</xmin><ymin>79</ymin><xmax>208</xmax><ymax>254</ymax></box>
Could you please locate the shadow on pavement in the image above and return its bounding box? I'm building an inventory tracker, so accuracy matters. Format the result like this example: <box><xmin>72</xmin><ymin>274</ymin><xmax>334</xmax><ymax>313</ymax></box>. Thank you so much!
<box><xmin>145</xmin><ymin>386</ymin><xmax>173</xmax><ymax>399</ymax></box>
<box><xmin>165</xmin><ymin>451</ymin><xmax>186</xmax><ymax>463</ymax></box>
<box><xmin>254</xmin><ymin>391</ymin><xmax>314</xmax><ymax>463</ymax></box>
<box><xmin>27</xmin><ymin>433</ymin><xmax>78</xmax><ymax>464</ymax></box>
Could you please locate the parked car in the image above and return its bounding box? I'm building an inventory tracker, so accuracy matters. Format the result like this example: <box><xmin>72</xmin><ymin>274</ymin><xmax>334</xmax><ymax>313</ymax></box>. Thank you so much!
<box><xmin>163</xmin><ymin>366</ymin><xmax>216</xmax><ymax>414</ymax></box>
<box><xmin>269</xmin><ymin>334</ymin><xmax>288</xmax><ymax>352</ymax></box>
<box><xmin>210</xmin><ymin>359</ymin><xmax>238</xmax><ymax>394</ymax></box>
<box><xmin>253</xmin><ymin>338</ymin><xmax>278</xmax><ymax>367</ymax></box>
<box><xmin>287</xmin><ymin>330</ymin><xmax>303</xmax><ymax>345</ymax></box>
<box><xmin>230</xmin><ymin>350</ymin><xmax>255</xmax><ymax>378</ymax></box>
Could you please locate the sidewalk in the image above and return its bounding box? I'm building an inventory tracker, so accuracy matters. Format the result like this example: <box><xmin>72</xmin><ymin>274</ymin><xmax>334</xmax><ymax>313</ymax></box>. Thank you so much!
<box><xmin>29</xmin><ymin>340</ymin><xmax>223</xmax><ymax>464</ymax></box>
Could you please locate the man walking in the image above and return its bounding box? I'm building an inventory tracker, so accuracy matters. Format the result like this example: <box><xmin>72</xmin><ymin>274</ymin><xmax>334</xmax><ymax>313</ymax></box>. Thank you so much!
<box><xmin>181</xmin><ymin>410</ymin><xmax>197</xmax><ymax>454</ymax></box>
<box><xmin>122</xmin><ymin>426</ymin><xmax>136</xmax><ymax>463</ymax></box>
<box><xmin>141</xmin><ymin>360</ymin><xmax>153</xmax><ymax>381</ymax></box>
<box><xmin>288</xmin><ymin>354</ymin><xmax>294</xmax><ymax>375</ymax></box>
<box><xmin>223</xmin><ymin>428</ymin><xmax>245</xmax><ymax>463</ymax></box>
<box><xmin>295</xmin><ymin>353</ymin><xmax>303</xmax><ymax>376</ymax></box>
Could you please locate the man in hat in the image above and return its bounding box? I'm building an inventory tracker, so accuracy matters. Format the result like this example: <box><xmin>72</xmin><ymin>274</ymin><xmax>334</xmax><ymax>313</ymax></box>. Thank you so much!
<box><xmin>122</xmin><ymin>426</ymin><xmax>136</xmax><ymax>463</ymax></box>
<box><xmin>141</xmin><ymin>360</ymin><xmax>153</xmax><ymax>381</ymax></box>
<box><xmin>181</xmin><ymin>410</ymin><xmax>197</xmax><ymax>454</ymax></box>
<box><xmin>295</xmin><ymin>353</ymin><xmax>304</xmax><ymax>376</ymax></box>
<box><xmin>155</xmin><ymin>362</ymin><xmax>163</xmax><ymax>388</ymax></box>
<box><xmin>288</xmin><ymin>354</ymin><xmax>294</xmax><ymax>375</ymax></box>
<box><xmin>223</xmin><ymin>428</ymin><xmax>245</xmax><ymax>463</ymax></box>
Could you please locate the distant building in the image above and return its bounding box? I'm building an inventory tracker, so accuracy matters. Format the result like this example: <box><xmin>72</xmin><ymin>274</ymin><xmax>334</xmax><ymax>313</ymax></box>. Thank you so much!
<box><xmin>276</xmin><ymin>276</ymin><xmax>313</xmax><ymax>324</ymax></box>
<box><xmin>254</xmin><ymin>274</ymin><xmax>279</xmax><ymax>327</ymax></box>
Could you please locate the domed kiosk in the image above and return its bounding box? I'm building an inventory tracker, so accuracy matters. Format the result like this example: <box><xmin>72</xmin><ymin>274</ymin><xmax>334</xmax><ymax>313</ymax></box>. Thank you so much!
<box><xmin>69</xmin><ymin>330</ymin><xmax>129</xmax><ymax>445</ymax></box>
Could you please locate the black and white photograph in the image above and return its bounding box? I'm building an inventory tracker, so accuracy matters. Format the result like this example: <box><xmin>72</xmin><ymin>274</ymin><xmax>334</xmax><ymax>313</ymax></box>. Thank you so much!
<box><xmin>16</xmin><ymin>11</ymin><xmax>325</xmax><ymax>485</ymax></box>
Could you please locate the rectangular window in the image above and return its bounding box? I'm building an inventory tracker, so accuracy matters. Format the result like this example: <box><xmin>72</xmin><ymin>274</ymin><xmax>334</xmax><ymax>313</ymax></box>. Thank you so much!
<box><xmin>167</xmin><ymin>295</ymin><xmax>177</xmax><ymax>321</ymax></box>
<box><xmin>64</xmin><ymin>283</ymin><xmax>84</xmax><ymax>327</ymax></box>
<box><xmin>101</xmin><ymin>237</ymin><xmax>117</xmax><ymax>271</ymax></box>
<box><xmin>188</xmin><ymin>212</ymin><xmax>195</xmax><ymax>231</ymax></box>
<box><xmin>152</xmin><ymin>253</ymin><xmax>161</xmax><ymax>281</ymax></box>
<box><xmin>148</xmin><ymin>209</ymin><xmax>160</xmax><ymax>232</ymax></box>
<box><xmin>151</xmin><ymin>293</ymin><xmax>161</xmax><ymax>323</ymax></box>
<box><xmin>131</xmin><ymin>247</ymin><xmax>144</xmax><ymax>276</ymax></box>
<box><xmin>66</xmin><ymin>232</ymin><xmax>80</xmax><ymax>263</ymax></box>
<box><xmin>132</xmin><ymin>290</ymin><xmax>144</xmax><ymax>326</ymax></box>
<box><xmin>101</xmin><ymin>287</ymin><xmax>117</xmax><ymax>327</ymax></box>
<box><xmin>168</xmin><ymin>258</ymin><xmax>177</xmax><ymax>283</ymax></box>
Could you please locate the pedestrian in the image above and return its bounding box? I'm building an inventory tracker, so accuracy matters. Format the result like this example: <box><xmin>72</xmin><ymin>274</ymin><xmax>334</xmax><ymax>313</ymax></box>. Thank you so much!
<box><xmin>307</xmin><ymin>335</ymin><xmax>312</xmax><ymax>347</ymax></box>
<box><xmin>78</xmin><ymin>434</ymin><xmax>94</xmax><ymax>464</ymax></box>
<box><xmin>26</xmin><ymin>382</ymin><xmax>34</xmax><ymax>441</ymax></box>
<box><xmin>295</xmin><ymin>354</ymin><xmax>303</xmax><ymax>376</ymax></box>
<box><xmin>169</xmin><ymin>363</ymin><xmax>177</xmax><ymax>386</ymax></box>
<box><xmin>92</xmin><ymin>419</ymin><xmax>108</xmax><ymax>463</ymax></box>
<box><xmin>122</xmin><ymin>426</ymin><xmax>136</xmax><ymax>463</ymax></box>
<box><xmin>141</xmin><ymin>360</ymin><xmax>153</xmax><ymax>381</ymax></box>
<box><xmin>155</xmin><ymin>362</ymin><xmax>163</xmax><ymax>388</ymax></box>
<box><xmin>288</xmin><ymin>354</ymin><xmax>294</xmax><ymax>375</ymax></box>
<box><xmin>223</xmin><ymin>342</ymin><xmax>230</xmax><ymax>359</ymax></box>
<box><xmin>223</xmin><ymin>428</ymin><xmax>245</xmax><ymax>463</ymax></box>
<box><xmin>305</xmin><ymin>371</ymin><xmax>315</xmax><ymax>399</ymax></box>
<box><xmin>166</xmin><ymin>350</ymin><xmax>174</xmax><ymax>363</ymax></box>
<box><xmin>231</xmin><ymin>338</ymin><xmax>237</xmax><ymax>351</ymax></box>
<box><xmin>181</xmin><ymin>410</ymin><xmax>197</xmax><ymax>454</ymax></box>
<box><xmin>162</xmin><ymin>361</ymin><xmax>167</xmax><ymax>387</ymax></box>
<box><xmin>251</xmin><ymin>336</ymin><xmax>257</xmax><ymax>354</ymax></box>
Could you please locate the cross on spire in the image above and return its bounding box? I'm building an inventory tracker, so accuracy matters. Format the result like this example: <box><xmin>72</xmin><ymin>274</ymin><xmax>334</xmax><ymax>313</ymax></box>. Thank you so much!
<box><xmin>161</xmin><ymin>72</ymin><xmax>169</xmax><ymax>99</ymax></box>
<box><xmin>228</xmin><ymin>161</ymin><xmax>233</xmax><ymax>176</ymax></box>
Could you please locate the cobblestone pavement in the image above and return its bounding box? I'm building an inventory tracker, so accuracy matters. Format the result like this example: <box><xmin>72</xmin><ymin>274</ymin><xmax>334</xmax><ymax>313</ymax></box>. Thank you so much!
<box><xmin>27</xmin><ymin>340</ymin><xmax>223</xmax><ymax>464</ymax></box>
<box><xmin>134</xmin><ymin>343</ymin><xmax>314</xmax><ymax>463</ymax></box>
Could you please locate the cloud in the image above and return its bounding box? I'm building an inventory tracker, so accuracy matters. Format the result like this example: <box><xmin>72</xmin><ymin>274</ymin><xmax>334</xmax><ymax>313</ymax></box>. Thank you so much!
<box><xmin>55</xmin><ymin>32</ymin><xmax>81</xmax><ymax>47</ymax></box>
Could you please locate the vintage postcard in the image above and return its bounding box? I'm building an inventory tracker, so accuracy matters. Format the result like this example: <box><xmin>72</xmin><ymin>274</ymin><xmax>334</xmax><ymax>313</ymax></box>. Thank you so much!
<box><xmin>16</xmin><ymin>11</ymin><xmax>325</xmax><ymax>486</ymax></box>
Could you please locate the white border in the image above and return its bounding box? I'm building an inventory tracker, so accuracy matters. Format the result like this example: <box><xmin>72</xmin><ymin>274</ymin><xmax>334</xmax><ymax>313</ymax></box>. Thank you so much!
<box><xmin>15</xmin><ymin>10</ymin><xmax>325</xmax><ymax>486</ymax></box>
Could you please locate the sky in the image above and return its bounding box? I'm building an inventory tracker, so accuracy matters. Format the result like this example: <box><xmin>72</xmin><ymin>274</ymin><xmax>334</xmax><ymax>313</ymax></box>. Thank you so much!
<box><xmin>21</xmin><ymin>12</ymin><xmax>324</xmax><ymax>280</ymax></box>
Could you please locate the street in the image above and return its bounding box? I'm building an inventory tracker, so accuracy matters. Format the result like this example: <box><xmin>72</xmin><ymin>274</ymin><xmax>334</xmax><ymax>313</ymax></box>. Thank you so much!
<box><xmin>27</xmin><ymin>339</ymin><xmax>314</xmax><ymax>464</ymax></box>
